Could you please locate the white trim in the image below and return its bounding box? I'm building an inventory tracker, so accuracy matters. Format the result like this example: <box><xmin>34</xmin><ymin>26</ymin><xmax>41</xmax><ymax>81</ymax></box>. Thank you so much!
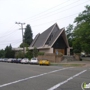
<box><xmin>61</xmin><ymin>30</ymin><xmax>69</xmax><ymax>47</ymax></box>
<box><xmin>43</xmin><ymin>23</ymin><xmax>57</xmax><ymax>47</ymax></box>
<box><xmin>64</xmin><ymin>31</ymin><xmax>69</xmax><ymax>47</ymax></box>
<box><xmin>51</xmin><ymin>28</ymin><xmax>64</xmax><ymax>47</ymax></box>
<box><xmin>12</xmin><ymin>48</ymin><xmax>23</xmax><ymax>51</ymax></box>
<box><xmin>28</xmin><ymin>46</ymin><xmax>51</xmax><ymax>50</ymax></box>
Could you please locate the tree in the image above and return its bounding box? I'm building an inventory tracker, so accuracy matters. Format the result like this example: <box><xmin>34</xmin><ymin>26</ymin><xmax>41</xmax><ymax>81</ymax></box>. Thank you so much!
<box><xmin>66</xmin><ymin>24</ymin><xmax>74</xmax><ymax>47</ymax></box>
<box><xmin>33</xmin><ymin>47</ymin><xmax>38</xmax><ymax>57</ymax></box>
<box><xmin>24</xmin><ymin>24</ymin><xmax>33</xmax><ymax>46</ymax></box>
<box><xmin>74</xmin><ymin>5</ymin><xmax>90</xmax><ymax>24</ymax></box>
<box><xmin>73</xmin><ymin>5</ymin><xmax>90</xmax><ymax>53</ymax></box>
<box><xmin>5</xmin><ymin>44</ymin><xmax>15</xmax><ymax>58</ymax></box>
<box><xmin>0</xmin><ymin>49</ymin><xmax>5</xmax><ymax>58</ymax></box>
<box><xmin>15</xmin><ymin>51</ymin><xmax>25</xmax><ymax>58</ymax></box>
<box><xmin>20</xmin><ymin>42</ymin><xmax>29</xmax><ymax>48</ymax></box>
<box><xmin>25</xmin><ymin>47</ymin><xmax>33</xmax><ymax>59</ymax></box>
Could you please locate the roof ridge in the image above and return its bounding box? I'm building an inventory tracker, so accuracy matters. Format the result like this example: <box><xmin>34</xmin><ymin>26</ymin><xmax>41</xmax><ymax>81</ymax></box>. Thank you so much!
<box><xmin>42</xmin><ymin>23</ymin><xmax>57</xmax><ymax>47</ymax></box>
<box><xmin>41</xmin><ymin>23</ymin><xmax>57</xmax><ymax>34</ymax></box>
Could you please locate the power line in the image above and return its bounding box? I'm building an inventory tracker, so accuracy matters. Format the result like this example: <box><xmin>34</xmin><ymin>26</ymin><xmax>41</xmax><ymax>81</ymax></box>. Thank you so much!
<box><xmin>23</xmin><ymin>0</ymin><xmax>89</xmax><ymax>23</ymax></box>
<box><xmin>0</xmin><ymin>29</ymin><xmax>18</xmax><ymax>41</ymax></box>
<box><xmin>28</xmin><ymin>0</ymin><xmax>89</xmax><ymax>22</ymax></box>
<box><xmin>25</xmin><ymin>0</ymin><xmax>80</xmax><ymax>22</ymax></box>
<box><xmin>27</xmin><ymin>0</ymin><xmax>89</xmax><ymax>27</ymax></box>
<box><xmin>0</xmin><ymin>0</ymin><xmax>89</xmax><ymax>48</ymax></box>
<box><xmin>0</xmin><ymin>25</ymin><xmax>23</xmax><ymax>45</ymax></box>
<box><xmin>0</xmin><ymin>25</ymin><xmax>16</xmax><ymax>37</ymax></box>
<box><xmin>31</xmin><ymin>12</ymin><xmax>80</xmax><ymax>27</ymax></box>
<box><xmin>0</xmin><ymin>40</ymin><xmax>21</xmax><ymax>45</ymax></box>
<box><xmin>0</xmin><ymin>39</ymin><xmax>21</xmax><ymax>43</ymax></box>
<box><xmin>0</xmin><ymin>29</ymin><xmax>17</xmax><ymax>38</ymax></box>
<box><xmin>22</xmin><ymin>0</ymin><xmax>69</xmax><ymax>21</ymax></box>
<box><xmin>0</xmin><ymin>39</ymin><xmax>21</xmax><ymax>48</ymax></box>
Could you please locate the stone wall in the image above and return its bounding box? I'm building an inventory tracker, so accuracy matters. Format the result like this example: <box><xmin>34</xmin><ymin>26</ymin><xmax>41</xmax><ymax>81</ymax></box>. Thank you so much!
<box><xmin>63</xmin><ymin>55</ymin><xmax>80</xmax><ymax>61</ymax></box>
<box><xmin>55</xmin><ymin>56</ymin><xmax>63</xmax><ymax>63</ymax></box>
<box><xmin>38</xmin><ymin>53</ymin><xmax>63</xmax><ymax>63</ymax></box>
<box><xmin>73</xmin><ymin>53</ymin><xmax>80</xmax><ymax>60</ymax></box>
<box><xmin>63</xmin><ymin>55</ymin><xmax>74</xmax><ymax>61</ymax></box>
<box><xmin>38</xmin><ymin>54</ymin><xmax>81</xmax><ymax>63</ymax></box>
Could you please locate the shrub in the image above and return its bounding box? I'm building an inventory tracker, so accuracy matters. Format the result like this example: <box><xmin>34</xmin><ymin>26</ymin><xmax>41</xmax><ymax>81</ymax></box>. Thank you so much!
<box><xmin>15</xmin><ymin>51</ymin><xmax>25</xmax><ymax>58</ymax></box>
<box><xmin>80</xmin><ymin>58</ymin><xmax>82</xmax><ymax>61</ymax></box>
<box><xmin>33</xmin><ymin>47</ymin><xmax>38</xmax><ymax>57</ymax></box>
<box><xmin>73</xmin><ymin>49</ymin><xmax>80</xmax><ymax>53</ymax></box>
<box><xmin>38</xmin><ymin>52</ymin><xmax>44</xmax><ymax>55</ymax></box>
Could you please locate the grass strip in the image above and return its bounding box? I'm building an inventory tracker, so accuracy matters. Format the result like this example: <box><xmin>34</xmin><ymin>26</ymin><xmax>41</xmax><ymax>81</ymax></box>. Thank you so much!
<box><xmin>51</xmin><ymin>63</ymin><xmax>86</xmax><ymax>67</ymax></box>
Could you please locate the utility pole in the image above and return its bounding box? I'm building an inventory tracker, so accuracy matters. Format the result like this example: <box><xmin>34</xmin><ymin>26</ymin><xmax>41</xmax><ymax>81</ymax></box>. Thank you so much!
<box><xmin>15</xmin><ymin>22</ymin><xmax>25</xmax><ymax>53</ymax></box>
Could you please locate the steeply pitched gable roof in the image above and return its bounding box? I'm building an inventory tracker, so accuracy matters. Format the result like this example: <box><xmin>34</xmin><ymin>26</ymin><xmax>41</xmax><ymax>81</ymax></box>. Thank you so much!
<box><xmin>48</xmin><ymin>29</ymin><xmax>62</xmax><ymax>46</ymax></box>
<box><xmin>30</xmin><ymin>33</ymin><xmax>40</xmax><ymax>47</ymax></box>
<box><xmin>30</xmin><ymin>23</ymin><xmax>69</xmax><ymax>48</ymax></box>
<box><xmin>30</xmin><ymin>23</ymin><xmax>56</xmax><ymax>47</ymax></box>
<box><xmin>49</xmin><ymin>28</ymin><xmax>69</xmax><ymax>48</ymax></box>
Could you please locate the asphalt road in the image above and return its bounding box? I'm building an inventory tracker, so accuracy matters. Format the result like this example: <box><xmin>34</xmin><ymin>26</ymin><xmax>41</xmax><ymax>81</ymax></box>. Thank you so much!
<box><xmin>0</xmin><ymin>62</ymin><xmax>90</xmax><ymax>90</ymax></box>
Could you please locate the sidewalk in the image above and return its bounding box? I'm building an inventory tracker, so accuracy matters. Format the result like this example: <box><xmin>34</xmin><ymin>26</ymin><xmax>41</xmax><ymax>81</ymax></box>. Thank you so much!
<box><xmin>60</xmin><ymin>61</ymin><xmax>90</xmax><ymax>67</ymax></box>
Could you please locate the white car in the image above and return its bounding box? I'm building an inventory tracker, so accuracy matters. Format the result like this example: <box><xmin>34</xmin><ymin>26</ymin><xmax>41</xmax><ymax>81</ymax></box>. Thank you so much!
<box><xmin>7</xmin><ymin>58</ymin><xmax>12</xmax><ymax>63</ymax></box>
<box><xmin>29</xmin><ymin>58</ymin><xmax>38</xmax><ymax>64</ymax></box>
<box><xmin>21</xmin><ymin>58</ymin><xmax>29</xmax><ymax>64</ymax></box>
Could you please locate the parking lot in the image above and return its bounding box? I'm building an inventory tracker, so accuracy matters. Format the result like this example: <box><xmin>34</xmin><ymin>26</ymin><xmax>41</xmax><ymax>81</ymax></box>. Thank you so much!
<box><xmin>0</xmin><ymin>62</ymin><xmax>90</xmax><ymax>90</ymax></box>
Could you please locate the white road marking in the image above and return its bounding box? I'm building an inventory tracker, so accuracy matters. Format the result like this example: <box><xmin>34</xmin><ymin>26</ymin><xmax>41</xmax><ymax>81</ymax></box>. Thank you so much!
<box><xmin>0</xmin><ymin>67</ymin><xmax>73</xmax><ymax>88</ymax></box>
<box><xmin>48</xmin><ymin>70</ymin><xmax>87</xmax><ymax>90</ymax></box>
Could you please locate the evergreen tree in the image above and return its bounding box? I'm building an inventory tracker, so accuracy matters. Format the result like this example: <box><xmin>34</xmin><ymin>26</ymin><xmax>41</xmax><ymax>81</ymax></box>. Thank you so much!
<box><xmin>5</xmin><ymin>44</ymin><xmax>15</xmax><ymax>58</ymax></box>
<box><xmin>24</xmin><ymin>24</ymin><xmax>33</xmax><ymax>46</ymax></box>
<box><xmin>0</xmin><ymin>49</ymin><xmax>5</xmax><ymax>58</ymax></box>
<box><xmin>20</xmin><ymin>42</ymin><xmax>29</xmax><ymax>48</ymax></box>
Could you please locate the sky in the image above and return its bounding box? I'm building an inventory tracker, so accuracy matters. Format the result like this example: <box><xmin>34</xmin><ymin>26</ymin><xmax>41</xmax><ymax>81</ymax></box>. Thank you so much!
<box><xmin>0</xmin><ymin>0</ymin><xmax>90</xmax><ymax>49</ymax></box>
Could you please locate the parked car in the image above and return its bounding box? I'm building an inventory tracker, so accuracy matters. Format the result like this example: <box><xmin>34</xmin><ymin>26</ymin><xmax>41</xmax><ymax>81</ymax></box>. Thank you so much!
<box><xmin>7</xmin><ymin>58</ymin><xmax>12</xmax><ymax>63</ymax></box>
<box><xmin>39</xmin><ymin>59</ymin><xmax>50</xmax><ymax>66</ymax></box>
<box><xmin>0</xmin><ymin>58</ymin><xmax>4</xmax><ymax>62</ymax></box>
<box><xmin>0</xmin><ymin>58</ymin><xmax>2</xmax><ymax>62</ymax></box>
<box><xmin>29</xmin><ymin>58</ymin><xmax>38</xmax><ymax>64</ymax></box>
<box><xmin>11</xmin><ymin>58</ymin><xmax>17</xmax><ymax>63</ymax></box>
<box><xmin>4</xmin><ymin>58</ymin><xmax>8</xmax><ymax>62</ymax></box>
<box><xmin>15</xmin><ymin>58</ymin><xmax>22</xmax><ymax>63</ymax></box>
<box><xmin>21</xmin><ymin>58</ymin><xmax>29</xmax><ymax>64</ymax></box>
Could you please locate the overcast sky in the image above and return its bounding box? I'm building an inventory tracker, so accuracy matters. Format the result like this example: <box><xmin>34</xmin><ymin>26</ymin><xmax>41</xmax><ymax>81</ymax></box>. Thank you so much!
<box><xmin>0</xmin><ymin>0</ymin><xmax>90</xmax><ymax>49</ymax></box>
